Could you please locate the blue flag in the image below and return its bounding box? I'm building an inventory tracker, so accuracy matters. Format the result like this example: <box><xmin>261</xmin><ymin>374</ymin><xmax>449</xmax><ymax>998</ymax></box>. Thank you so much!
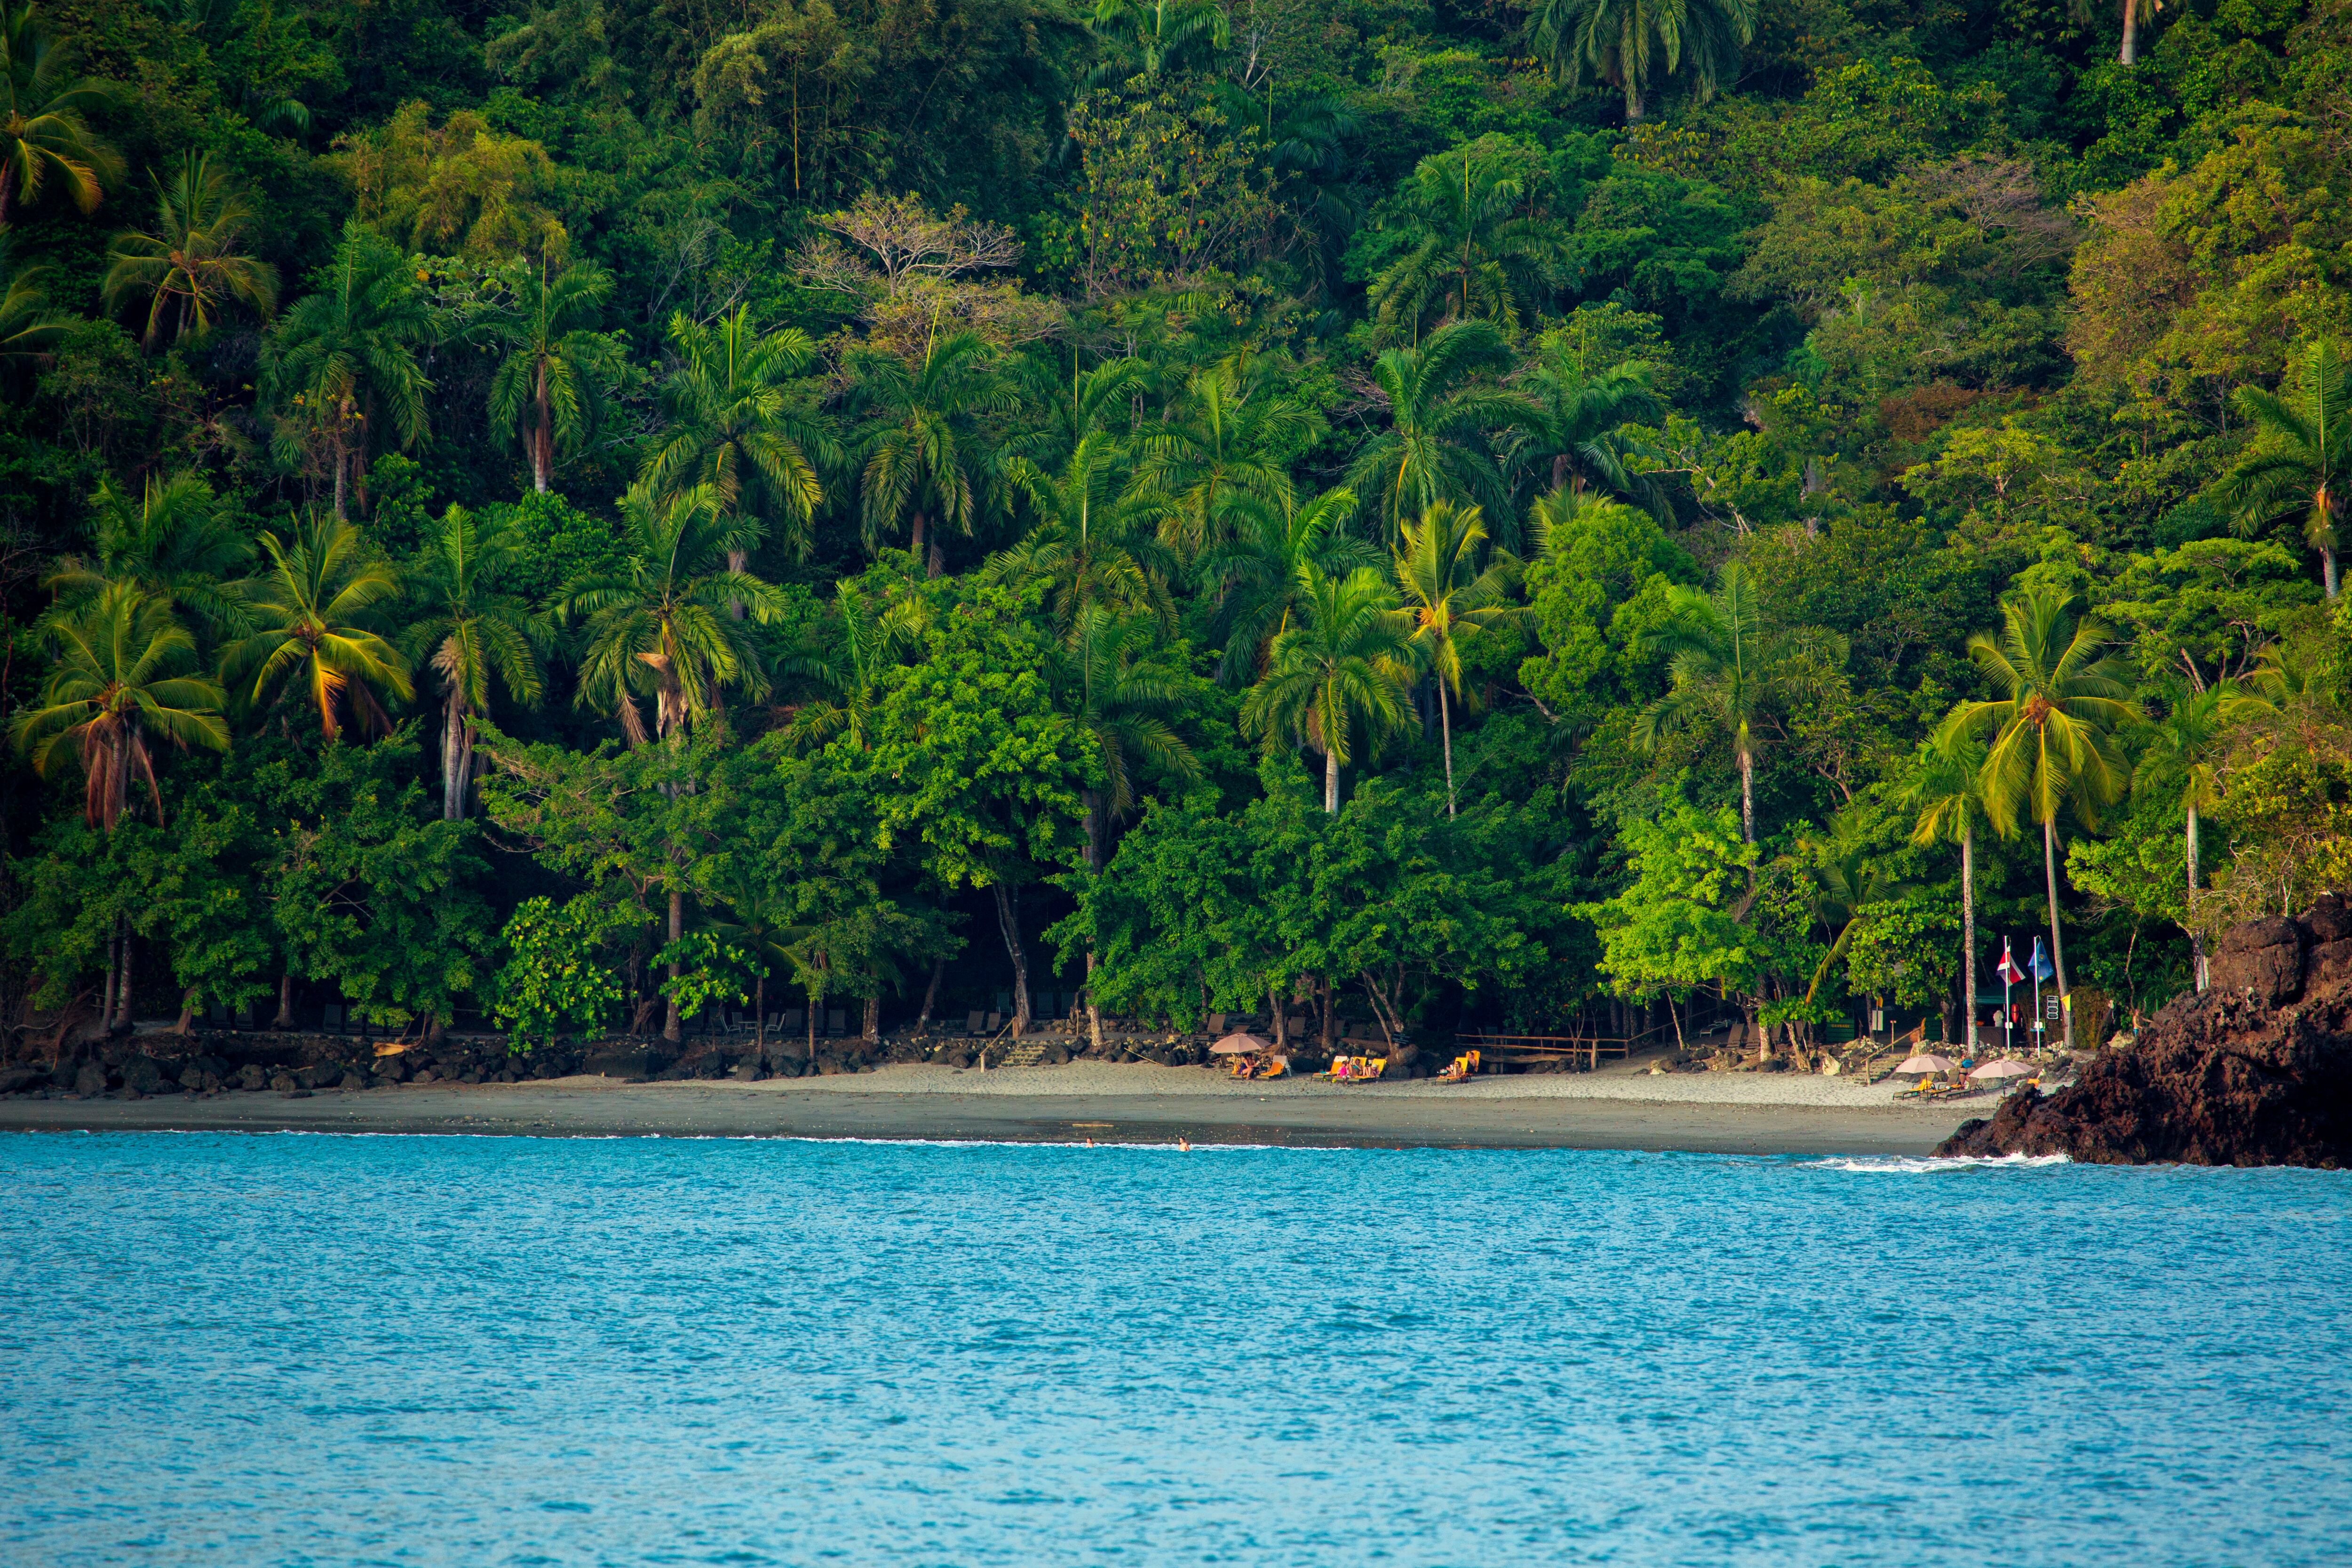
<box><xmin>2029</xmin><ymin>936</ymin><xmax>2055</xmax><ymax>981</ymax></box>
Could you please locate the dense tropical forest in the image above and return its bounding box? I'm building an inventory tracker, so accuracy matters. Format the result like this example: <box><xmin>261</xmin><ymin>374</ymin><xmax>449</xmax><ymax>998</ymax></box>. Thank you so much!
<box><xmin>0</xmin><ymin>0</ymin><xmax>2347</xmax><ymax>1059</ymax></box>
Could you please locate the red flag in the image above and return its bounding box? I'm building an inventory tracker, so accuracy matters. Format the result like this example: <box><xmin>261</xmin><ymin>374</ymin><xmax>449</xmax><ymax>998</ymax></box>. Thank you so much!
<box><xmin>1996</xmin><ymin>939</ymin><xmax>2026</xmax><ymax>986</ymax></box>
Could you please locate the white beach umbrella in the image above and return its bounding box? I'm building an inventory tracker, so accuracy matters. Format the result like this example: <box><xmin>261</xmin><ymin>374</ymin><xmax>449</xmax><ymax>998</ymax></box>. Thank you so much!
<box><xmin>1969</xmin><ymin>1059</ymin><xmax>2036</xmax><ymax>1081</ymax></box>
<box><xmin>1210</xmin><ymin>1033</ymin><xmax>1269</xmax><ymax>1055</ymax></box>
<box><xmin>1897</xmin><ymin>1054</ymin><xmax>1960</xmax><ymax>1075</ymax></box>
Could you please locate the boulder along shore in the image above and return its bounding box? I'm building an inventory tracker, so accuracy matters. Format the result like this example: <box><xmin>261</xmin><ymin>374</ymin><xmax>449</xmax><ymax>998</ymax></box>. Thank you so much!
<box><xmin>1940</xmin><ymin>895</ymin><xmax>2352</xmax><ymax>1168</ymax></box>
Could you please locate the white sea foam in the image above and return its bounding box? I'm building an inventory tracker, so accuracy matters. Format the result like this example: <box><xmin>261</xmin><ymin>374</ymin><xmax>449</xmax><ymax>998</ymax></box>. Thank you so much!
<box><xmin>1803</xmin><ymin>1152</ymin><xmax>2072</xmax><ymax>1173</ymax></box>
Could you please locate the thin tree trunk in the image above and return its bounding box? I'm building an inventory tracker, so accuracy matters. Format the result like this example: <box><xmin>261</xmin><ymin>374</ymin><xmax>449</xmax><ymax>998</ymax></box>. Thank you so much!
<box><xmin>274</xmin><ymin>970</ymin><xmax>294</xmax><ymax>1029</ymax></box>
<box><xmin>2322</xmin><ymin>545</ymin><xmax>2339</xmax><ymax>601</ymax></box>
<box><xmin>332</xmin><ymin>420</ymin><xmax>349</xmax><ymax>521</ymax></box>
<box><xmin>1960</xmin><ymin>825</ymin><xmax>1977</xmax><ymax>1048</ymax></box>
<box><xmin>1320</xmin><ymin>975</ymin><xmax>1335</xmax><ymax>1053</ymax></box>
<box><xmin>908</xmin><ymin>509</ymin><xmax>926</xmax><ymax>561</ymax></box>
<box><xmin>808</xmin><ymin>995</ymin><xmax>818</xmax><ymax>1061</ymax></box>
<box><xmin>862</xmin><ymin>994</ymin><xmax>879</xmax><ymax>1042</ymax></box>
<box><xmin>442</xmin><ymin>694</ymin><xmax>465</xmax><ymax>821</ymax></box>
<box><xmin>918</xmin><ymin>956</ymin><xmax>945</xmax><ymax>1031</ymax></box>
<box><xmin>1439</xmin><ymin>681</ymin><xmax>1456</xmax><ymax>817</ymax></box>
<box><xmin>755</xmin><ymin>973</ymin><xmax>767</xmax><ymax>1057</ymax></box>
<box><xmin>992</xmin><ymin>882</ymin><xmax>1031</xmax><ymax>1036</ymax></box>
<box><xmin>1739</xmin><ymin>744</ymin><xmax>1756</xmax><ymax>844</ymax></box>
<box><xmin>1084</xmin><ymin>793</ymin><xmax>1107</xmax><ymax>1053</ymax></box>
<box><xmin>1269</xmin><ymin>981</ymin><xmax>1289</xmax><ymax>1052</ymax></box>
<box><xmin>103</xmin><ymin>920</ymin><xmax>121</xmax><ymax>1034</ymax></box>
<box><xmin>2043</xmin><ymin>817</ymin><xmax>2072</xmax><ymax>1013</ymax></box>
<box><xmin>2187</xmin><ymin>805</ymin><xmax>2206</xmax><ymax>991</ymax></box>
<box><xmin>1324</xmin><ymin>747</ymin><xmax>1340</xmax><ymax>814</ymax></box>
<box><xmin>2119</xmin><ymin>0</ymin><xmax>2140</xmax><ymax>64</ymax></box>
<box><xmin>533</xmin><ymin>363</ymin><xmax>552</xmax><ymax>494</ymax></box>
<box><xmin>663</xmin><ymin>888</ymin><xmax>683</xmax><ymax>1043</ymax></box>
<box><xmin>175</xmin><ymin>987</ymin><xmax>198</xmax><ymax>1035</ymax></box>
<box><xmin>927</xmin><ymin>539</ymin><xmax>946</xmax><ymax>579</ymax></box>
<box><xmin>116</xmin><ymin>928</ymin><xmax>136</xmax><ymax>1034</ymax></box>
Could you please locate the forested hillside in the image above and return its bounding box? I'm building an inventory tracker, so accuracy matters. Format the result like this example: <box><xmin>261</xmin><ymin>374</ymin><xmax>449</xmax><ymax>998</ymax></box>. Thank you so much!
<box><xmin>1</xmin><ymin>0</ymin><xmax>2347</xmax><ymax>1054</ymax></box>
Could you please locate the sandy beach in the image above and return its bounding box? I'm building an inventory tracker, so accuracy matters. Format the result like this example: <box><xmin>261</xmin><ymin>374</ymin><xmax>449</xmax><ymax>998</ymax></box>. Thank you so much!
<box><xmin>0</xmin><ymin>1056</ymin><xmax>1989</xmax><ymax>1154</ymax></box>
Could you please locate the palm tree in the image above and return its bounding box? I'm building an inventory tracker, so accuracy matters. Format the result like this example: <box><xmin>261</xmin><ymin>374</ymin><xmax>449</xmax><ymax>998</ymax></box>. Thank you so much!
<box><xmin>1939</xmin><ymin>586</ymin><xmax>2137</xmax><ymax>1022</ymax></box>
<box><xmin>1513</xmin><ymin>353</ymin><xmax>1662</xmax><ymax>501</ymax></box>
<box><xmin>399</xmin><ymin>506</ymin><xmax>548</xmax><ymax>820</ymax></box>
<box><xmin>779</xmin><ymin>576</ymin><xmax>922</xmax><ymax>751</ymax></box>
<box><xmin>1344</xmin><ymin>319</ymin><xmax>1534</xmax><ymax>543</ymax></box>
<box><xmin>1524</xmin><ymin>0</ymin><xmax>1758</xmax><ymax>121</ymax></box>
<box><xmin>642</xmin><ymin>304</ymin><xmax>831</xmax><ymax>566</ymax></box>
<box><xmin>560</xmin><ymin>481</ymin><xmax>786</xmax><ymax>746</ymax></box>
<box><xmin>0</xmin><ymin>1</ymin><xmax>119</xmax><ymax>230</ymax></box>
<box><xmin>0</xmin><ymin>241</ymin><xmax>65</xmax><ymax>383</ymax></box>
<box><xmin>849</xmin><ymin>330</ymin><xmax>1013</xmax><ymax>574</ymax></box>
<box><xmin>1393</xmin><ymin>501</ymin><xmax>1523</xmax><ymax>816</ymax></box>
<box><xmin>1053</xmin><ymin>605</ymin><xmax>1200</xmax><ymax>1048</ymax></box>
<box><xmin>48</xmin><ymin>470</ymin><xmax>252</xmax><ymax>637</ymax></box>
<box><xmin>986</xmin><ymin>433</ymin><xmax>1179</xmax><ymax>631</ymax></box>
<box><xmin>1902</xmin><ymin>730</ymin><xmax>1989</xmax><ymax>1039</ymax></box>
<box><xmin>1087</xmin><ymin>0</ymin><xmax>1227</xmax><ymax>80</ymax></box>
<box><xmin>1011</xmin><ymin>352</ymin><xmax>1145</xmax><ymax>473</ymax></box>
<box><xmin>1635</xmin><ymin>562</ymin><xmax>1843</xmax><ymax>845</ymax></box>
<box><xmin>1366</xmin><ymin>136</ymin><xmax>1563</xmax><ymax>340</ymax></box>
<box><xmin>265</xmin><ymin>222</ymin><xmax>436</xmax><ymax>520</ymax></box>
<box><xmin>2214</xmin><ymin>339</ymin><xmax>2350</xmax><ymax>600</ymax></box>
<box><xmin>2144</xmin><ymin>679</ymin><xmax>2266</xmax><ymax>990</ymax></box>
<box><xmin>102</xmin><ymin>152</ymin><xmax>278</xmax><ymax>347</ymax></box>
<box><xmin>13</xmin><ymin>584</ymin><xmax>229</xmax><ymax>1031</ymax></box>
<box><xmin>1136</xmin><ymin>363</ymin><xmax>1315</xmax><ymax>558</ymax></box>
<box><xmin>483</xmin><ymin>258</ymin><xmax>617</xmax><ymax>495</ymax></box>
<box><xmin>221</xmin><ymin>515</ymin><xmax>413</xmax><ymax>738</ymax></box>
<box><xmin>13</xmin><ymin>581</ymin><xmax>228</xmax><ymax>828</ymax></box>
<box><xmin>1199</xmin><ymin>486</ymin><xmax>1380</xmax><ymax>686</ymax></box>
<box><xmin>1241</xmin><ymin>563</ymin><xmax>1418</xmax><ymax>813</ymax></box>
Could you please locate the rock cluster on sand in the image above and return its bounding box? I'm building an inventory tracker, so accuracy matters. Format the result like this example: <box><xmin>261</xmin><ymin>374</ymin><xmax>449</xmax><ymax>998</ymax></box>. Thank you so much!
<box><xmin>1939</xmin><ymin>895</ymin><xmax>2352</xmax><ymax>1167</ymax></box>
<box><xmin>0</xmin><ymin>1034</ymin><xmax>591</xmax><ymax>1099</ymax></box>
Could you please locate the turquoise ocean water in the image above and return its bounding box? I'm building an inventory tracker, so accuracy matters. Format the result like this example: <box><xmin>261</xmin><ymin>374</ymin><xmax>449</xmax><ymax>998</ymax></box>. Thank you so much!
<box><xmin>1</xmin><ymin>1132</ymin><xmax>2347</xmax><ymax>1566</ymax></box>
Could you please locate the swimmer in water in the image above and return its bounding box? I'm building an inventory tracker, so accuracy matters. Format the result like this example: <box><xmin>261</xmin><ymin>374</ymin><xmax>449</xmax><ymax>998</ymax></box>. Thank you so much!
<box><xmin>1178</xmin><ymin>1137</ymin><xmax>1191</xmax><ymax>1152</ymax></box>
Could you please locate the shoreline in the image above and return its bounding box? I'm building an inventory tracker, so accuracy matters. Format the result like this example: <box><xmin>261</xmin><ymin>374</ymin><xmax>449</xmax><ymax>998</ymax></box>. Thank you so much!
<box><xmin>0</xmin><ymin>1062</ymin><xmax>1984</xmax><ymax>1154</ymax></box>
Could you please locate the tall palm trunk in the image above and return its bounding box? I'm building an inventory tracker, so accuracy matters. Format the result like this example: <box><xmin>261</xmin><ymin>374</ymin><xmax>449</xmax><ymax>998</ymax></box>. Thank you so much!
<box><xmin>1323</xmin><ymin>746</ymin><xmax>1340</xmax><ymax>814</ymax></box>
<box><xmin>2187</xmin><ymin>804</ymin><xmax>2206</xmax><ymax>991</ymax></box>
<box><xmin>663</xmin><ymin>888</ymin><xmax>683</xmax><ymax>1043</ymax></box>
<box><xmin>1738</xmin><ymin>742</ymin><xmax>1756</xmax><ymax>844</ymax></box>
<box><xmin>2322</xmin><ymin>544</ymin><xmax>2339</xmax><ymax>601</ymax></box>
<box><xmin>532</xmin><ymin>360</ymin><xmax>553</xmax><ymax>494</ymax></box>
<box><xmin>993</xmin><ymin>883</ymin><xmax>1032</xmax><ymax>1036</ymax></box>
<box><xmin>1959</xmin><ymin>823</ymin><xmax>1977</xmax><ymax>1048</ymax></box>
<box><xmin>2119</xmin><ymin>0</ymin><xmax>2141</xmax><ymax>64</ymax></box>
<box><xmin>755</xmin><ymin>973</ymin><xmax>767</xmax><ymax>1058</ymax></box>
<box><xmin>1438</xmin><ymin>681</ymin><xmax>1456</xmax><ymax>817</ymax></box>
<box><xmin>2042</xmin><ymin>817</ymin><xmax>2072</xmax><ymax>1035</ymax></box>
<box><xmin>441</xmin><ymin>692</ymin><xmax>467</xmax><ymax>821</ymax></box>
<box><xmin>332</xmin><ymin>397</ymin><xmax>353</xmax><ymax>520</ymax></box>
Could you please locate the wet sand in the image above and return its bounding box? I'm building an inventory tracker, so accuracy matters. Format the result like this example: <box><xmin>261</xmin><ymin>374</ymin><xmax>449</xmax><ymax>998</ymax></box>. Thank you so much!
<box><xmin>0</xmin><ymin>1065</ymin><xmax>1982</xmax><ymax>1154</ymax></box>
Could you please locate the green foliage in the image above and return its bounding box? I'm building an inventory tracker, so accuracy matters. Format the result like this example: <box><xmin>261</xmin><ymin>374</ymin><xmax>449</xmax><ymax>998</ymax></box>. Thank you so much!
<box><xmin>6</xmin><ymin>0</ymin><xmax>2352</xmax><ymax>1050</ymax></box>
<box><xmin>492</xmin><ymin>894</ymin><xmax>629</xmax><ymax>1048</ymax></box>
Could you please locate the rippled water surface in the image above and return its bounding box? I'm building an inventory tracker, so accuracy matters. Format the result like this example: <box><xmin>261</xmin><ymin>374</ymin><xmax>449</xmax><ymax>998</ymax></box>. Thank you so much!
<box><xmin>2</xmin><ymin>1134</ymin><xmax>2348</xmax><ymax>1567</ymax></box>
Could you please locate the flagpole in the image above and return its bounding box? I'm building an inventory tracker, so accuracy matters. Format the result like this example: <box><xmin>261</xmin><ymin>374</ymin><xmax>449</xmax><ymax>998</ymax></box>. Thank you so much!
<box><xmin>2002</xmin><ymin>937</ymin><xmax>2012</xmax><ymax>1057</ymax></box>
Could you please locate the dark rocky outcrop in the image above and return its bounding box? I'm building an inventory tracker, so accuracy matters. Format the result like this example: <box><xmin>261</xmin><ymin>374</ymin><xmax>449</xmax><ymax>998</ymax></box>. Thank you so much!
<box><xmin>1940</xmin><ymin>895</ymin><xmax>2352</xmax><ymax>1167</ymax></box>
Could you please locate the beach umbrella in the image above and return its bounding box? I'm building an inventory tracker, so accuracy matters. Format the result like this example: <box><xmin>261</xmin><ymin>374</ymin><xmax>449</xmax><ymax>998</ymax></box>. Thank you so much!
<box><xmin>1210</xmin><ymin>1033</ymin><xmax>1269</xmax><ymax>1055</ymax></box>
<box><xmin>1897</xmin><ymin>1053</ymin><xmax>1959</xmax><ymax>1075</ymax></box>
<box><xmin>1969</xmin><ymin>1059</ymin><xmax>2035</xmax><ymax>1080</ymax></box>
